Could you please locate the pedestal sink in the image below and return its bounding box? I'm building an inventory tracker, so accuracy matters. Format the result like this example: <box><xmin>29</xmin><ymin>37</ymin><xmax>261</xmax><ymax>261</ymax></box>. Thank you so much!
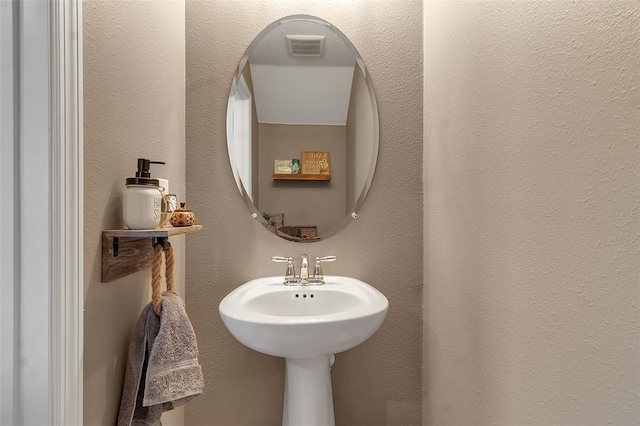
<box><xmin>219</xmin><ymin>276</ymin><xmax>388</xmax><ymax>426</ymax></box>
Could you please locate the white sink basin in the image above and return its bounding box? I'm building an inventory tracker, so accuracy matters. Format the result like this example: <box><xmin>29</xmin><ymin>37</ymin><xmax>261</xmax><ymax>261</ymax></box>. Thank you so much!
<box><xmin>219</xmin><ymin>276</ymin><xmax>388</xmax><ymax>426</ymax></box>
<box><xmin>219</xmin><ymin>276</ymin><xmax>388</xmax><ymax>358</ymax></box>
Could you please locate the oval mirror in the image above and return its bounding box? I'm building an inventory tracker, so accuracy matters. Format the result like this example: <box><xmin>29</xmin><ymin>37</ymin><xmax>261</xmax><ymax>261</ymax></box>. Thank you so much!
<box><xmin>227</xmin><ymin>15</ymin><xmax>379</xmax><ymax>242</ymax></box>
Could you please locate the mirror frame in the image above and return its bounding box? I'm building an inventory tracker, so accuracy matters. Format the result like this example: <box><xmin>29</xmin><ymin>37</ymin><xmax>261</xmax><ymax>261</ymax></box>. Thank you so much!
<box><xmin>226</xmin><ymin>14</ymin><xmax>379</xmax><ymax>242</ymax></box>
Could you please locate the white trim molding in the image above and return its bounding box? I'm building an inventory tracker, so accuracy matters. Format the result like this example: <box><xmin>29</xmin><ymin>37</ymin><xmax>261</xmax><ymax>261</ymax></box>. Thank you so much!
<box><xmin>49</xmin><ymin>0</ymin><xmax>83</xmax><ymax>424</ymax></box>
<box><xmin>0</xmin><ymin>1</ymin><xmax>82</xmax><ymax>424</ymax></box>
<box><xmin>0</xmin><ymin>1</ymin><xmax>19</xmax><ymax>422</ymax></box>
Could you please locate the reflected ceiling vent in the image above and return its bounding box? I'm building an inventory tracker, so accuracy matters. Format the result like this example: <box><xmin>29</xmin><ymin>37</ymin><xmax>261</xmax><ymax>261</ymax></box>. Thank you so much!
<box><xmin>286</xmin><ymin>35</ymin><xmax>325</xmax><ymax>57</ymax></box>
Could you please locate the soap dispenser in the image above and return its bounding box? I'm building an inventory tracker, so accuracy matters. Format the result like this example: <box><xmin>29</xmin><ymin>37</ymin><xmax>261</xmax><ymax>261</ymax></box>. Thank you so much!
<box><xmin>123</xmin><ymin>158</ymin><xmax>165</xmax><ymax>229</ymax></box>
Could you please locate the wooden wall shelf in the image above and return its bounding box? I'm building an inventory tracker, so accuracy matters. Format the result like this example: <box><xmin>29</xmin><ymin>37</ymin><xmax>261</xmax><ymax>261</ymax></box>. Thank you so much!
<box><xmin>101</xmin><ymin>225</ymin><xmax>202</xmax><ymax>282</ymax></box>
<box><xmin>272</xmin><ymin>174</ymin><xmax>331</xmax><ymax>181</ymax></box>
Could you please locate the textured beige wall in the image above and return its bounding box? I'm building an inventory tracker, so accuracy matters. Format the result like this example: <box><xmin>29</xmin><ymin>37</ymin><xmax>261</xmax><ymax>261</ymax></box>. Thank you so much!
<box><xmin>186</xmin><ymin>1</ymin><xmax>423</xmax><ymax>425</ymax></box>
<box><xmin>424</xmin><ymin>1</ymin><xmax>639</xmax><ymax>425</ymax></box>
<box><xmin>83</xmin><ymin>1</ymin><xmax>186</xmax><ymax>425</ymax></box>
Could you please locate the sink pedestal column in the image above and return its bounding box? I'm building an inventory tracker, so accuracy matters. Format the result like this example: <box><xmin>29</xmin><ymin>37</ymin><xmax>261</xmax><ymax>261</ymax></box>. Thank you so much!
<box><xmin>283</xmin><ymin>356</ymin><xmax>334</xmax><ymax>426</ymax></box>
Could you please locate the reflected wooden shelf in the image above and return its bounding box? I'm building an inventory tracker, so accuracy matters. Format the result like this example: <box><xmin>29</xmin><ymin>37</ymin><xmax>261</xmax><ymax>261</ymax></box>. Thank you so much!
<box><xmin>101</xmin><ymin>225</ymin><xmax>202</xmax><ymax>282</ymax></box>
<box><xmin>272</xmin><ymin>173</ymin><xmax>331</xmax><ymax>181</ymax></box>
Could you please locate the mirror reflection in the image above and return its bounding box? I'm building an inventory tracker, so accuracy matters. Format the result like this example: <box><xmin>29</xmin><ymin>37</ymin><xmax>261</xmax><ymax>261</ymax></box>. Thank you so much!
<box><xmin>227</xmin><ymin>15</ymin><xmax>378</xmax><ymax>242</ymax></box>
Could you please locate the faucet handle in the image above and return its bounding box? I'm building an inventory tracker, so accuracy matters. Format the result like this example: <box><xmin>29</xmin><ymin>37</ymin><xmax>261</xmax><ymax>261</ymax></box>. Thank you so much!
<box><xmin>271</xmin><ymin>256</ymin><xmax>296</xmax><ymax>284</ymax></box>
<box><xmin>311</xmin><ymin>256</ymin><xmax>337</xmax><ymax>283</ymax></box>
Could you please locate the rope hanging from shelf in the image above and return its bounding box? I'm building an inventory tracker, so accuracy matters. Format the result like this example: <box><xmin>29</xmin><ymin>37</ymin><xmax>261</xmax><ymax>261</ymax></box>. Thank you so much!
<box><xmin>151</xmin><ymin>243</ymin><xmax>176</xmax><ymax>316</ymax></box>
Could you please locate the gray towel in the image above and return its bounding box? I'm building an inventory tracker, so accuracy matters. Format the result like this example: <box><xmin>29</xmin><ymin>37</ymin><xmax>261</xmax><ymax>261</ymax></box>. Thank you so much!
<box><xmin>118</xmin><ymin>291</ymin><xmax>204</xmax><ymax>426</ymax></box>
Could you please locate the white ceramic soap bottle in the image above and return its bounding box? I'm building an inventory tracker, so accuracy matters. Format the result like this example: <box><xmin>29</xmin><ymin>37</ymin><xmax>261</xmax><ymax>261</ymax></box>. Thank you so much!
<box><xmin>123</xmin><ymin>158</ymin><xmax>165</xmax><ymax>229</ymax></box>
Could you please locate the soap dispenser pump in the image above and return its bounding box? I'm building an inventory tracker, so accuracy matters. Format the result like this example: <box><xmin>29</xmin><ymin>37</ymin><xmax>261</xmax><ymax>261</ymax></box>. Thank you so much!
<box><xmin>123</xmin><ymin>158</ymin><xmax>165</xmax><ymax>229</ymax></box>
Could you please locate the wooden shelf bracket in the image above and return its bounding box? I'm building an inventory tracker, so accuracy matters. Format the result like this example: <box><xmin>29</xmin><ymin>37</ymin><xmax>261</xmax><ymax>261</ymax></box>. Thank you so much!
<box><xmin>101</xmin><ymin>225</ymin><xmax>202</xmax><ymax>282</ymax></box>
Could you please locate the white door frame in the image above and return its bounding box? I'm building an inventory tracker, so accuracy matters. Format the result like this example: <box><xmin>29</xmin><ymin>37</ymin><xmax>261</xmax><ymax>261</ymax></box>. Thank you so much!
<box><xmin>0</xmin><ymin>0</ymin><xmax>83</xmax><ymax>424</ymax></box>
<box><xmin>49</xmin><ymin>0</ymin><xmax>83</xmax><ymax>424</ymax></box>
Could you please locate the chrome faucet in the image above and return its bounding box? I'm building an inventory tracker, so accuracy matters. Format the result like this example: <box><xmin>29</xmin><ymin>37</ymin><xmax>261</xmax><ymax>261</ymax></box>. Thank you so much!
<box><xmin>310</xmin><ymin>256</ymin><xmax>336</xmax><ymax>283</ymax></box>
<box><xmin>270</xmin><ymin>256</ymin><xmax>297</xmax><ymax>284</ymax></box>
<box><xmin>272</xmin><ymin>255</ymin><xmax>336</xmax><ymax>285</ymax></box>
<box><xmin>299</xmin><ymin>254</ymin><xmax>310</xmax><ymax>283</ymax></box>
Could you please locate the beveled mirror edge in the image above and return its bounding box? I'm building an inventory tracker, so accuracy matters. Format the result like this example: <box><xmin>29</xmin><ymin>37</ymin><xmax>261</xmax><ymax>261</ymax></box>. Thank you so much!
<box><xmin>226</xmin><ymin>14</ymin><xmax>380</xmax><ymax>243</ymax></box>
